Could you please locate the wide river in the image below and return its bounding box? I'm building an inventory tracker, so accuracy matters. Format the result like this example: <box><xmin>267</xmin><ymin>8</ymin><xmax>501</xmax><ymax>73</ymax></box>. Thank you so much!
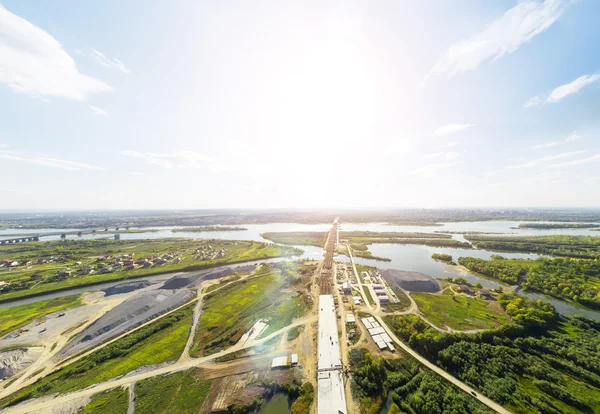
<box><xmin>2</xmin><ymin>221</ymin><xmax>599</xmax><ymax>320</ymax></box>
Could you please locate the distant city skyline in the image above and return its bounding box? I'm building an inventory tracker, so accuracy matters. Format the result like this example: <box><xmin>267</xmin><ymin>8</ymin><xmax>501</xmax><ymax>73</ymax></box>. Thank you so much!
<box><xmin>1</xmin><ymin>1</ymin><xmax>599</xmax><ymax>209</ymax></box>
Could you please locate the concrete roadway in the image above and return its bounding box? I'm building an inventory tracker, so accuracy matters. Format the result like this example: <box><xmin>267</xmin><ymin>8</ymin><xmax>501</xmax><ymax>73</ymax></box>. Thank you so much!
<box><xmin>344</xmin><ymin>244</ymin><xmax>511</xmax><ymax>414</ymax></box>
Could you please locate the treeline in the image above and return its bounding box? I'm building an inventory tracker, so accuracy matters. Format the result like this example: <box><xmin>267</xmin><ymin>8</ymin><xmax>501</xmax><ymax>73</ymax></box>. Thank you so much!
<box><xmin>518</xmin><ymin>223</ymin><xmax>600</xmax><ymax>229</ymax></box>
<box><xmin>385</xmin><ymin>304</ymin><xmax>600</xmax><ymax>413</ymax></box>
<box><xmin>458</xmin><ymin>256</ymin><xmax>600</xmax><ymax>309</ymax></box>
<box><xmin>524</xmin><ymin>258</ymin><xmax>600</xmax><ymax>309</ymax></box>
<box><xmin>466</xmin><ymin>234</ymin><xmax>600</xmax><ymax>259</ymax></box>
<box><xmin>457</xmin><ymin>257</ymin><xmax>526</xmax><ymax>284</ymax></box>
<box><xmin>349</xmin><ymin>348</ymin><xmax>492</xmax><ymax>413</ymax></box>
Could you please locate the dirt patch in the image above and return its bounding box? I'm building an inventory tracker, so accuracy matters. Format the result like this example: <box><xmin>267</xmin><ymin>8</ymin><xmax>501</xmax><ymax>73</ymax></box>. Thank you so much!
<box><xmin>202</xmin><ymin>373</ymin><xmax>264</xmax><ymax>413</ymax></box>
<box><xmin>0</xmin><ymin>347</ymin><xmax>44</xmax><ymax>379</ymax></box>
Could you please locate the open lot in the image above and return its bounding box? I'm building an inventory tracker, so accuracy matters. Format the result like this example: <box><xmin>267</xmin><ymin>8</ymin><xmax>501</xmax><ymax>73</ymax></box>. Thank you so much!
<box><xmin>411</xmin><ymin>292</ymin><xmax>511</xmax><ymax>330</ymax></box>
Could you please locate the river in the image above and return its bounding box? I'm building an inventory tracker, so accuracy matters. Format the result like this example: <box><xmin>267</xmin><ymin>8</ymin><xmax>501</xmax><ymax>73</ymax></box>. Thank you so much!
<box><xmin>1</xmin><ymin>221</ymin><xmax>599</xmax><ymax>320</ymax></box>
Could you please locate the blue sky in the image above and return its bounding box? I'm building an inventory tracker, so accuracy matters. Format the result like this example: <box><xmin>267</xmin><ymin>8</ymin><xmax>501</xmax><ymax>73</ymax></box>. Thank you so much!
<box><xmin>1</xmin><ymin>0</ymin><xmax>599</xmax><ymax>209</ymax></box>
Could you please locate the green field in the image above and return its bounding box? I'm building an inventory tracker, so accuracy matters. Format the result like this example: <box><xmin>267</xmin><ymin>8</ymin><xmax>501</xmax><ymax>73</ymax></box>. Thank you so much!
<box><xmin>81</xmin><ymin>387</ymin><xmax>129</xmax><ymax>414</ymax></box>
<box><xmin>0</xmin><ymin>304</ymin><xmax>193</xmax><ymax>409</ymax></box>
<box><xmin>360</xmin><ymin>286</ymin><xmax>375</xmax><ymax>307</ymax></box>
<box><xmin>0</xmin><ymin>294</ymin><xmax>82</xmax><ymax>337</ymax></box>
<box><xmin>261</xmin><ymin>232</ymin><xmax>327</xmax><ymax>247</ymax></box>
<box><xmin>0</xmin><ymin>238</ymin><xmax>301</xmax><ymax>302</ymax></box>
<box><xmin>190</xmin><ymin>263</ymin><xmax>310</xmax><ymax>357</ymax></box>
<box><xmin>135</xmin><ymin>368</ymin><xmax>211</xmax><ymax>414</ymax></box>
<box><xmin>411</xmin><ymin>292</ymin><xmax>510</xmax><ymax>330</ymax></box>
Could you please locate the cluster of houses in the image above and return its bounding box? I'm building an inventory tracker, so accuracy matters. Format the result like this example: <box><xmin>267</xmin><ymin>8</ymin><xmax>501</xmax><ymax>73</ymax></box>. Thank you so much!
<box><xmin>193</xmin><ymin>244</ymin><xmax>226</xmax><ymax>261</ymax></box>
<box><xmin>89</xmin><ymin>252</ymin><xmax>183</xmax><ymax>275</ymax></box>
<box><xmin>0</xmin><ymin>255</ymin><xmax>73</xmax><ymax>269</ymax></box>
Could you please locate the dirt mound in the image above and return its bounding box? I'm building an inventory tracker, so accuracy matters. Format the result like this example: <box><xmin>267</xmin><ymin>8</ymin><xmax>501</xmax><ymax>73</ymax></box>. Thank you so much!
<box><xmin>0</xmin><ymin>347</ymin><xmax>44</xmax><ymax>379</ymax></box>
<box><xmin>381</xmin><ymin>269</ymin><xmax>440</xmax><ymax>292</ymax></box>
<box><xmin>161</xmin><ymin>267</ymin><xmax>235</xmax><ymax>290</ymax></box>
<box><xmin>60</xmin><ymin>289</ymin><xmax>194</xmax><ymax>357</ymax></box>
<box><xmin>103</xmin><ymin>280</ymin><xmax>152</xmax><ymax>296</ymax></box>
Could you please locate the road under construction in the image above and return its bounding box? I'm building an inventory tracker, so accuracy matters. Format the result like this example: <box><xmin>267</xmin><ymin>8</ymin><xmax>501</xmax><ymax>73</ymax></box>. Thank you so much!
<box><xmin>317</xmin><ymin>218</ymin><xmax>347</xmax><ymax>414</ymax></box>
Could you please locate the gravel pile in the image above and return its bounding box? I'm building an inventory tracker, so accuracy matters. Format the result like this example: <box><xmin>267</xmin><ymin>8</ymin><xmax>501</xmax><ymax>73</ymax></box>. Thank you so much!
<box><xmin>160</xmin><ymin>267</ymin><xmax>235</xmax><ymax>289</ymax></box>
<box><xmin>381</xmin><ymin>269</ymin><xmax>441</xmax><ymax>292</ymax></box>
<box><xmin>59</xmin><ymin>289</ymin><xmax>194</xmax><ymax>357</ymax></box>
<box><xmin>103</xmin><ymin>280</ymin><xmax>152</xmax><ymax>296</ymax></box>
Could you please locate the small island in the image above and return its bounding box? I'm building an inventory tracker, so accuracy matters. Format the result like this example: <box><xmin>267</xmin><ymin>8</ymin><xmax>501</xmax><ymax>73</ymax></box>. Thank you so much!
<box><xmin>432</xmin><ymin>253</ymin><xmax>456</xmax><ymax>264</ymax></box>
<box><xmin>171</xmin><ymin>226</ymin><xmax>247</xmax><ymax>232</ymax></box>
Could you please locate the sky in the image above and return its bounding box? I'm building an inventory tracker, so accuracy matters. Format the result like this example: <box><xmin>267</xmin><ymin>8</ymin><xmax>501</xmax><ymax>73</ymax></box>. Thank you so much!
<box><xmin>0</xmin><ymin>0</ymin><xmax>599</xmax><ymax>210</ymax></box>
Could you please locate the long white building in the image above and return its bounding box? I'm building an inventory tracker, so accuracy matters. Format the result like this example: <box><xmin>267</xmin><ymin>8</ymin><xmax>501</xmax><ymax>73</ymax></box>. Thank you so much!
<box><xmin>317</xmin><ymin>294</ymin><xmax>347</xmax><ymax>414</ymax></box>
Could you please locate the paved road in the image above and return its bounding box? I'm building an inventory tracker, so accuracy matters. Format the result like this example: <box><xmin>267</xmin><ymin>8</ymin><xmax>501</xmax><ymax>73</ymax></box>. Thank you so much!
<box><xmin>345</xmin><ymin>243</ymin><xmax>510</xmax><ymax>414</ymax></box>
<box><xmin>0</xmin><ymin>315</ymin><xmax>316</xmax><ymax>414</ymax></box>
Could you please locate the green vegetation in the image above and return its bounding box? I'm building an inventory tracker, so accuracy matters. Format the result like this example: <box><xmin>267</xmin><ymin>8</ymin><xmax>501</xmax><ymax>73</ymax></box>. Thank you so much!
<box><xmin>190</xmin><ymin>263</ymin><xmax>311</xmax><ymax>357</ymax></box>
<box><xmin>518</xmin><ymin>223</ymin><xmax>600</xmax><ymax>229</ymax></box>
<box><xmin>459</xmin><ymin>256</ymin><xmax>600</xmax><ymax>309</ymax></box>
<box><xmin>349</xmin><ymin>348</ymin><xmax>492</xmax><ymax>414</ymax></box>
<box><xmin>261</xmin><ymin>232</ymin><xmax>327</xmax><ymax>247</ymax></box>
<box><xmin>431</xmin><ymin>252</ymin><xmax>453</xmax><ymax>262</ymax></box>
<box><xmin>135</xmin><ymin>368</ymin><xmax>211</xmax><ymax>414</ymax></box>
<box><xmin>81</xmin><ymin>388</ymin><xmax>129</xmax><ymax>414</ymax></box>
<box><xmin>0</xmin><ymin>238</ymin><xmax>301</xmax><ymax>302</ymax></box>
<box><xmin>287</xmin><ymin>326</ymin><xmax>301</xmax><ymax>341</ymax></box>
<box><xmin>386</xmin><ymin>297</ymin><xmax>600</xmax><ymax>413</ymax></box>
<box><xmin>362</xmin><ymin>286</ymin><xmax>375</xmax><ymax>307</ymax></box>
<box><xmin>458</xmin><ymin>256</ymin><xmax>528</xmax><ymax>284</ymax></box>
<box><xmin>172</xmin><ymin>226</ymin><xmax>247</xmax><ymax>232</ymax></box>
<box><xmin>466</xmin><ymin>234</ymin><xmax>600</xmax><ymax>259</ymax></box>
<box><xmin>384</xmin><ymin>314</ymin><xmax>441</xmax><ymax>344</ymax></box>
<box><xmin>0</xmin><ymin>304</ymin><xmax>193</xmax><ymax>409</ymax></box>
<box><xmin>384</xmin><ymin>289</ymin><xmax>411</xmax><ymax>312</ymax></box>
<box><xmin>291</xmin><ymin>382</ymin><xmax>315</xmax><ymax>414</ymax></box>
<box><xmin>411</xmin><ymin>292</ymin><xmax>511</xmax><ymax>330</ymax></box>
<box><xmin>0</xmin><ymin>294</ymin><xmax>82</xmax><ymax>336</ymax></box>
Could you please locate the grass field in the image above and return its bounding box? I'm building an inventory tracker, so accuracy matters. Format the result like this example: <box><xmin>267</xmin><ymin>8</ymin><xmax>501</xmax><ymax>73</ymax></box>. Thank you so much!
<box><xmin>135</xmin><ymin>368</ymin><xmax>211</xmax><ymax>414</ymax></box>
<box><xmin>362</xmin><ymin>286</ymin><xmax>375</xmax><ymax>306</ymax></box>
<box><xmin>80</xmin><ymin>387</ymin><xmax>129</xmax><ymax>413</ymax></box>
<box><xmin>0</xmin><ymin>294</ymin><xmax>82</xmax><ymax>337</ymax></box>
<box><xmin>0</xmin><ymin>304</ymin><xmax>193</xmax><ymax>409</ymax></box>
<box><xmin>412</xmin><ymin>292</ymin><xmax>510</xmax><ymax>330</ymax></box>
<box><xmin>261</xmin><ymin>232</ymin><xmax>327</xmax><ymax>247</ymax></box>
<box><xmin>384</xmin><ymin>290</ymin><xmax>411</xmax><ymax>312</ymax></box>
<box><xmin>0</xmin><ymin>238</ymin><xmax>301</xmax><ymax>302</ymax></box>
<box><xmin>190</xmin><ymin>264</ymin><xmax>310</xmax><ymax>357</ymax></box>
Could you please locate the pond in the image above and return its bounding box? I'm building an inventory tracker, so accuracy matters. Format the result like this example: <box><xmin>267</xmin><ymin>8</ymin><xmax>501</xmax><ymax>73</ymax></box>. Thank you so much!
<box><xmin>259</xmin><ymin>392</ymin><xmax>292</xmax><ymax>414</ymax></box>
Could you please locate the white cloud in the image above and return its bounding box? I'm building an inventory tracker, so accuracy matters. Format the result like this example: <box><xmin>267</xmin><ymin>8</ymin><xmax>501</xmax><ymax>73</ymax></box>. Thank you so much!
<box><xmin>0</xmin><ymin>150</ymin><xmax>104</xmax><ymax>170</ymax></box>
<box><xmin>88</xmin><ymin>105</ymin><xmax>108</xmax><ymax>116</ymax></box>
<box><xmin>531</xmin><ymin>131</ymin><xmax>582</xmax><ymax>149</ymax></box>
<box><xmin>509</xmin><ymin>150</ymin><xmax>587</xmax><ymax>169</ymax></box>
<box><xmin>565</xmin><ymin>131</ymin><xmax>581</xmax><ymax>142</ymax></box>
<box><xmin>422</xmin><ymin>0</ymin><xmax>569</xmax><ymax>85</ymax></box>
<box><xmin>546</xmin><ymin>74</ymin><xmax>600</xmax><ymax>103</ymax></box>
<box><xmin>445</xmin><ymin>151</ymin><xmax>460</xmax><ymax>160</ymax></box>
<box><xmin>443</xmin><ymin>142</ymin><xmax>458</xmax><ymax>148</ymax></box>
<box><xmin>524</xmin><ymin>96</ymin><xmax>541</xmax><ymax>108</ymax></box>
<box><xmin>91</xmin><ymin>49</ymin><xmax>131</xmax><ymax>74</ymax></box>
<box><xmin>531</xmin><ymin>141</ymin><xmax>558</xmax><ymax>149</ymax></box>
<box><xmin>410</xmin><ymin>162</ymin><xmax>455</xmax><ymax>178</ymax></box>
<box><xmin>435</xmin><ymin>124</ymin><xmax>475</xmax><ymax>136</ymax></box>
<box><xmin>128</xmin><ymin>171</ymin><xmax>144</xmax><ymax>176</ymax></box>
<box><xmin>0</xmin><ymin>5</ymin><xmax>112</xmax><ymax>100</ymax></box>
<box><xmin>423</xmin><ymin>152</ymin><xmax>443</xmax><ymax>159</ymax></box>
<box><xmin>121</xmin><ymin>150</ymin><xmax>211</xmax><ymax>169</ymax></box>
<box><xmin>389</xmin><ymin>138</ymin><xmax>413</xmax><ymax>154</ymax></box>
<box><xmin>549</xmin><ymin>154</ymin><xmax>600</xmax><ymax>168</ymax></box>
